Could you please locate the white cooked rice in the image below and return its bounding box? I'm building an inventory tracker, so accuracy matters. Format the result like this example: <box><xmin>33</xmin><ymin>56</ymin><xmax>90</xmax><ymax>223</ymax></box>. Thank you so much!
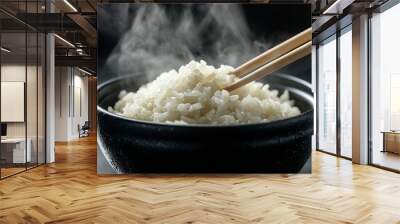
<box><xmin>108</xmin><ymin>60</ymin><xmax>301</xmax><ymax>125</ymax></box>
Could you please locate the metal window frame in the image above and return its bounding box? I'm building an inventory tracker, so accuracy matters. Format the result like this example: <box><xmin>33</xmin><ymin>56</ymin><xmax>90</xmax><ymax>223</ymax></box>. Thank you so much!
<box><xmin>315</xmin><ymin>23</ymin><xmax>353</xmax><ymax>161</ymax></box>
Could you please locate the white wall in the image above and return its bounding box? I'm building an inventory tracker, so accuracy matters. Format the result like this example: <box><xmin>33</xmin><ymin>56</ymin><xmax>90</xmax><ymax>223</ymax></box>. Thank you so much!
<box><xmin>72</xmin><ymin>73</ymin><xmax>89</xmax><ymax>138</ymax></box>
<box><xmin>1</xmin><ymin>63</ymin><xmax>46</xmax><ymax>164</ymax></box>
<box><xmin>1</xmin><ymin>65</ymin><xmax>38</xmax><ymax>137</ymax></box>
<box><xmin>55</xmin><ymin>67</ymin><xmax>89</xmax><ymax>141</ymax></box>
<box><xmin>55</xmin><ymin>66</ymin><xmax>70</xmax><ymax>141</ymax></box>
<box><xmin>1</xmin><ymin>65</ymin><xmax>27</xmax><ymax>145</ymax></box>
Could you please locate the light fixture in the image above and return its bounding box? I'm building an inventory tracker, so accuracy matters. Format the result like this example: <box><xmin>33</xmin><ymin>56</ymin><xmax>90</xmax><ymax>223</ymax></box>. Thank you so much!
<box><xmin>54</xmin><ymin>34</ymin><xmax>75</xmax><ymax>48</ymax></box>
<box><xmin>323</xmin><ymin>0</ymin><xmax>341</xmax><ymax>14</ymax></box>
<box><xmin>1</xmin><ymin>47</ymin><xmax>11</xmax><ymax>53</ymax></box>
<box><xmin>63</xmin><ymin>0</ymin><xmax>78</xmax><ymax>12</ymax></box>
<box><xmin>76</xmin><ymin>48</ymin><xmax>86</xmax><ymax>56</ymax></box>
<box><xmin>322</xmin><ymin>0</ymin><xmax>354</xmax><ymax>15</ymax></box>
<box><xmin>78</xmin><ymin>67</ymin><xmax>92</xmax><ymax>76</ymax></box>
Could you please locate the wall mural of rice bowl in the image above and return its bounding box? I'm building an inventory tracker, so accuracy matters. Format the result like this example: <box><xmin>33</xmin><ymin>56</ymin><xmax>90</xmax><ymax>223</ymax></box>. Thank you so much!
<box><xmin>97</xmin><ymin>3</ymin><xmax>313</xmax><ymax>174</ymax></box>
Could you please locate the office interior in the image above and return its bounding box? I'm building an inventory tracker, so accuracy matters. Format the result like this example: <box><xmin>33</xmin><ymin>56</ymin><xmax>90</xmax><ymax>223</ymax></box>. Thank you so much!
<box><xmin>314</xmin><ymin>0</ymin><xmax>400</xmax><ymax>172</ymax></box>
<box><xmin>0</xmin><ymin>0</ymin><xmax>97</xmax><ymax>179</ymax></box>
<box><xmin>0</xmin><ymin>0</ymin><xmax>400</xmax><ymax>223</ymax></box>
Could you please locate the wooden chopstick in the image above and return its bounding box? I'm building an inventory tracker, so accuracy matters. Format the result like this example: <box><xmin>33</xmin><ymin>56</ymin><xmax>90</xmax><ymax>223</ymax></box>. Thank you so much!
<box><xmin>231</xmin><ymin>28</ymin><xmax>311</xmax><ymax>78</ymax></box>
<box><xmin>224</xmin><ymin>41</ymin><xmax>311</xmax><ymax>92</ymax></box>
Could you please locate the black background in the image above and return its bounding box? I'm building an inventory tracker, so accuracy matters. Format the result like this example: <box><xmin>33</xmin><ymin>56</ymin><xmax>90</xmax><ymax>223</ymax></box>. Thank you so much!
<box><xmin>98</xmin><ymin>3</ymin><xmax>311</xmax><ymax>84</ymax></box>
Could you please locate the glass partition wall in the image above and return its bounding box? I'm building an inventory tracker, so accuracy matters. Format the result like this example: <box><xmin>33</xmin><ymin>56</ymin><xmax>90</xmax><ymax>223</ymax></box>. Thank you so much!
<box><xmin>339</xmin><ymin>27</ymin><xmax>352</xmax><ymax>159</ymax></box>
<box><xmin>370</xmin><ymin>3</ymin><xmax>400</xmax><ymax>171</ymax></box>
<box><xmin>0</xmin><ymin>3</ymin><xmax>46</xmax><ymax>179</ymax></box>
<box><xmin>316</xmin><ymin>25</ymin><xmax>353</xmax><ymax>159</ymax></box>
<box><xmin>0</xmin><ymin>30</ymin><xmax>27</xmax><ymax>177</ymax></box>
<box><xmin>317</xmin><ymin>35</ymin><xmax>337</xmax><ymax>155</ymax></box>
<box><xmin>316</xmin><ymin>0</ymin><xmax>400</xmax><ymax>171</ymax></box>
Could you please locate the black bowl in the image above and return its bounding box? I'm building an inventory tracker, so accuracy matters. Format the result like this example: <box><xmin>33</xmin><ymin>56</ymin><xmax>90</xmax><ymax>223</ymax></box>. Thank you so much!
<box><xmin>97</xmin><ymin>74</ymin><xmax>314</xmax><ymax>173</ymax></box>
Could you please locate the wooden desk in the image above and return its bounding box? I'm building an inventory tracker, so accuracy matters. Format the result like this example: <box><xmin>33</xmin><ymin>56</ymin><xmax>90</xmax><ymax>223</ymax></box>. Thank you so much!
<box><xmin>382</xmin><ymin>131</ymin><xmax>400</xmax><ymax>154</ymax></box>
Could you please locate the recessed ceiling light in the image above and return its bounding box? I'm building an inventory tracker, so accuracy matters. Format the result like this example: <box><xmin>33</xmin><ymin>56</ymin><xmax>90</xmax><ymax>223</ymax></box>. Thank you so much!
<box><xmin>1</xmin><ymin>47</ymin><xmax>11</xmax><ymax>53</ymax></box>
<box><xmin>54</xmin><ymin>34</ymin><xmax>75</xmax><ymax>48</ymax></box>
<box><xmin>63</xmin><ymin>0</ymin><xmax>78</xmax><ymax>12</ymax></box>
<box><xmin>322</xmin><ymin>0</ymin><xmax>354</xmax><ymax>15</ymax></box>
<box><xmin>78</xmin><ymin>67</ymin><xmax>92</xmax><ymax>76</ymax></box>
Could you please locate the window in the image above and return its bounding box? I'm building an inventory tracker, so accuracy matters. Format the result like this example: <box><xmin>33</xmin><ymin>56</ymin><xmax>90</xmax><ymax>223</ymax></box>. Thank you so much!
<box><xmin>339</xmin><ymin>27</ymin><xmax>352</xmax><ymax>158</ymax></box>
<box><xmin>317</xmin><ymin>35</ymin><xmax>337</xmax><ymax>154</ymax></box>
<box><xmin>370</xmin><ymin>2</ymin><xmax>400</xmax><ymax>171</ymax></box>
<box><xmin>316</xmin><ymin>24</ymin><xmax>353</xmax><ymax>159</ymax></box>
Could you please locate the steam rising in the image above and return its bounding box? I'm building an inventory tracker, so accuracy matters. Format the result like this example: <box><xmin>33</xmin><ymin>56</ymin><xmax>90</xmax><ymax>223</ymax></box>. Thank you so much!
<box><xmin>105</xmin><ymin>4</ymin><xmax>271</xmax><ymax>80</ymax></box>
